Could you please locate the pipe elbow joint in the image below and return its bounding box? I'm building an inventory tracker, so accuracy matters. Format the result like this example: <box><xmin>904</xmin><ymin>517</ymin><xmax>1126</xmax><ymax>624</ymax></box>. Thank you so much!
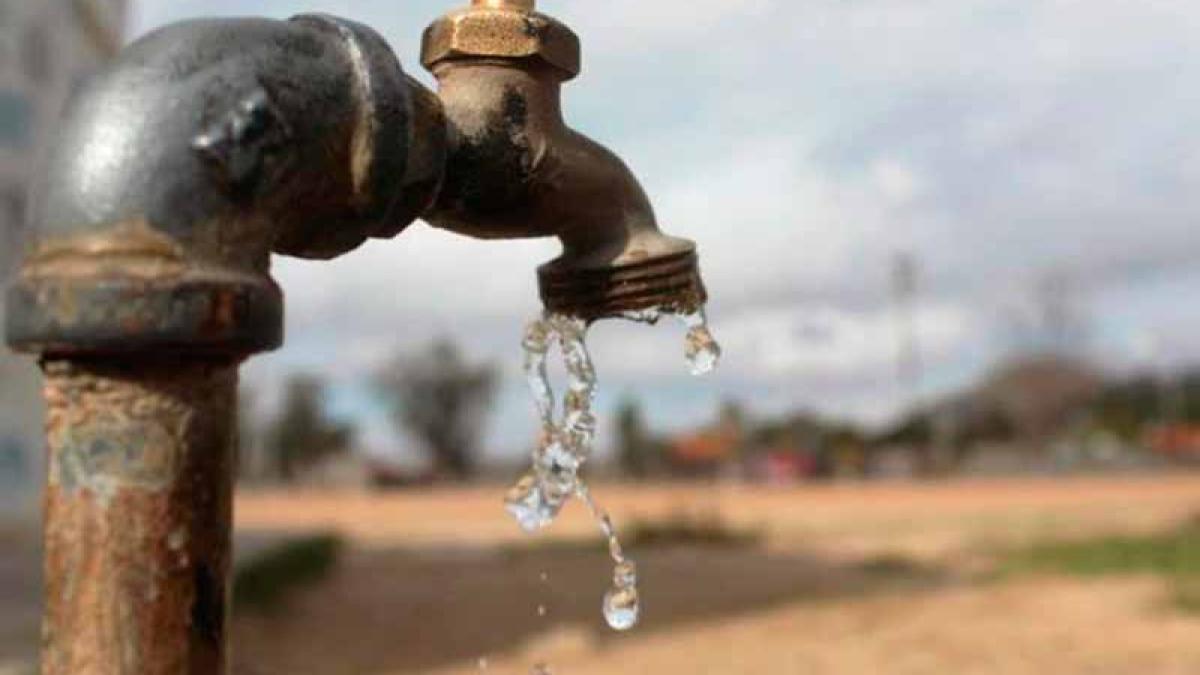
<box><xmin>6</xmin><ymin>15</ymin><xmax>447</xmax><ymax>358</ymax></box>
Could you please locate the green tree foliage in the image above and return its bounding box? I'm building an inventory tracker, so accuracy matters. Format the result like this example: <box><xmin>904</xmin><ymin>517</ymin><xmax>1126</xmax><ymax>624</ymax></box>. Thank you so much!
<box><xmin>1092</xmin><ymin>373</ymin><xmax>1200</xmax><ymax>439</ymax></box>
<box><xmin>267</xmin><ymin>375</ymin><xmax>354</xmax><ymax>482</ymax></box>
<box><xmin>376</xmin><ymin>339</ymin><xmax>497</xmax><ymax>480</ymax></box>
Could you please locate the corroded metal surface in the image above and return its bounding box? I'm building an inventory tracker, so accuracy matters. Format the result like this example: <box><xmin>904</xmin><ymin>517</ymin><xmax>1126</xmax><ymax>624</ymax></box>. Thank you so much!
<box><xmin>7</xmin><ymin>14</ymin><xmax>450</xmax><ymax>358</ymax></box>
<box><xmin>421</xmin><ymin>1</ymin><xmax>708</xmax><ymax>320</ymax></box>
<box><xmin>5</xmin><ymin>3</ymin><xmax>715</xmax><ymax>669</ymax></box>
<box><xmin>539</xmin><ymin>251</ymin><xmax>707</xmax><ymax>321</ymax></box>
<box><xmin>6</xmin><ymin>271</ymin><xmax>283</xmax><ymax>358</ymax></box>
<box><xmin>41</xmin><ymin>359</ymin><xmax>236</xmax><ymax>674</ymax></box>
<box><xmin>421</xmin><ymin>1</ymin><xmax>580</xmax><ymax>79</ymax></box>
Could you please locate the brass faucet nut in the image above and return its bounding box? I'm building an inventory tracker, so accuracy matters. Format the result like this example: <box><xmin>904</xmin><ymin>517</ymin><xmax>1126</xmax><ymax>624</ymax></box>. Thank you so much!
<box><xmin>421</xmin><ymin>7</ymin><xmax>581</xmax><ymax>79</ymax></box>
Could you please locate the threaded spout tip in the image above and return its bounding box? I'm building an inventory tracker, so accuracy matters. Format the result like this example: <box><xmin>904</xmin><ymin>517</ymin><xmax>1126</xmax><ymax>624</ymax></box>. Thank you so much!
<box><xmin>538</xmin><ymin>250</ymin><xmax>708</xmax><ymax>322</ymax></box>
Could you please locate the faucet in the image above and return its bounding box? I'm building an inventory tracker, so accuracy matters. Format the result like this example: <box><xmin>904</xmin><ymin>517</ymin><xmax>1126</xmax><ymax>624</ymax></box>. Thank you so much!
<box><xmin>422</xmin><ymin>0</ymin><xmax>707</xmax><ymax>319</ymax></box>
<box><xmin>4</xmin><ymin>2</ymin><xmax>709</xmax><ymax>672</ymax></box>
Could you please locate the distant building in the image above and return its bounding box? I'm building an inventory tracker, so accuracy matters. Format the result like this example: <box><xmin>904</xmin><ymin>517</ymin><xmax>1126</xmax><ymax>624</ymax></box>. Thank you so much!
<box><xmin>668</xmin><ymin>428</ymin><xmax>738</xmax><ymax>476</ymax></box>
<box><xmin>746</xmin><ymin>448</ymin><xmax>816</xmax><ymax>485</ymax></box>
<box><xmin>1146</xmin><ymin>425</ymin><xmax>1200</xmax><ymax>463</ymax></box>
<box><xmin>0</xmin><ymin>0</ymin><xmax>127</xmax><ymax>504</ymax></box>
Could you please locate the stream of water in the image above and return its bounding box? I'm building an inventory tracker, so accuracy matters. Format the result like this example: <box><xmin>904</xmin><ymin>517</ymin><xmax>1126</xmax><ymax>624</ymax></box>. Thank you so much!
<box><xmin>506</xmin><ymin>307</ymin><xmax>721</xmax><ymax>635</ymax></box>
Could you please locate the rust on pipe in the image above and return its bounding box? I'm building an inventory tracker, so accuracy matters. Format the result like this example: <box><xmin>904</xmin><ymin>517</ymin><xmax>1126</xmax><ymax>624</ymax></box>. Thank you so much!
<box><xmin>7</xmin><ymin>16</ymin><xmax>445</xmax><ymax>674</ymax></box>
<box><xmin>5</xmin><ymin>2</ymin><xmax>715</xmax><ymax>669</ymax></box>
<box><xmin>420</xmin><ymin>2</ymin><xmax>708</xmax><ymax>321</ymax></box>
<box><xmin>41</xmin><ymin>359</ymin><xmax>237</xmax><ymax>674</ymax></box>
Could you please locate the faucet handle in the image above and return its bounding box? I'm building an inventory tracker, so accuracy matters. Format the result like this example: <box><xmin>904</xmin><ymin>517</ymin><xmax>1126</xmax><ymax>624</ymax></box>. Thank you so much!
<box><xmin>471</xmin><ymin>0</ymin><xmax>535</xmax><ymax>9</ymax></box>
<box><xmin>424</xmin><ymin>0</ymin><xmax>579</xmax><ymax>79</ymax></box>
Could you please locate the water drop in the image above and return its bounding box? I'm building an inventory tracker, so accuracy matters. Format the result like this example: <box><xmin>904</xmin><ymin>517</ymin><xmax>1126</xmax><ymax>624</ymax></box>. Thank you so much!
<box><xmin>621</xmin><ymin>307</ymin><xmax>664</xmax><ymax>325</ymax></box>
<box><xmin>537</xmin><ymin>604</ymin><xmax>547</xmax><ymax>617</ymax></box>
<box><xmin>603</xmin><ymin>586</ymin><xmax>641</xmax><ymax>631</ymax></box>
<box><xmin>538</xmin><ymin>438</ymin><xmax>581</xmax><ymax>474</ymax></box>
<box><xmin>478</xmin><ymin>657</ymin><xmax>490</xmax><ymax>671</ymax></box>
<box><xmin>514</xmin><ymin>306</ymin><xmax>720</xmax><ymax>632</ymax></box>
<box><xmin>540</xmin><ymin>571</ymin><xmax>549</xmax><ymax>583</ymax></box>
<box><xmin>680</xmin><ymin>310</ymin><xmax>722</xmax><ymax>376</ymax></box>
<box><xmin>613</xmin><ymin>560</ymin><xmax>637</xmax><ymax>588</ymax></box>
<box><xmin>505</xmin><ymin>473</ymin><xmax>562</xmax><ymax>533</ymax></box>
<box><xmin>523</xmin><ymin>320</ymin><xmax>555</xmax><ymax>426</ymax></box>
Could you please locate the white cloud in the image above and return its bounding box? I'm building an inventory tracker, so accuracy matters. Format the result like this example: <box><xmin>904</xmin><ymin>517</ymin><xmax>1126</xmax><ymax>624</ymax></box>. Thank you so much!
<box><xmin>116</xmin><ymin>0</ymin><xmax>1200</xmax><ymax>453</ymax></box>
<box><xmin>719</xmin><ymin>302</ymin><xmax>978</xmax><ymax>378</ymax></box>
<box><xmin>870</xmin><ymin>158</ymin><xmax>924</xmax><ymax>205</ymax></box>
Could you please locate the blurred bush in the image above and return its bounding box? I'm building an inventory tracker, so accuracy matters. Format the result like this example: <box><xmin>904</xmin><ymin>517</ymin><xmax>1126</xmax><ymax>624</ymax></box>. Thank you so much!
<box><xmin>625</xmin><ymin>511</ymin><xmax>763</xmax><ymax>549</ymax></box>
<box><xmin>1171</xmin><ymin>576</ymin><xmax>1200</xmax><ymax>615</ymax></box>
<box><xmin>1002</xmin><ymin>517</ymin><xmax>1200</xmax><ymax>613</ymax></box>
<box><xmin>234</xmin><ymin>534</ymin><xmax>344</xmax><ymax>612</ymax></box>
<box><xmin>1005</xmin><ymin>523</ymin><xmax>1200</xmax><ymax>577</ymax></box>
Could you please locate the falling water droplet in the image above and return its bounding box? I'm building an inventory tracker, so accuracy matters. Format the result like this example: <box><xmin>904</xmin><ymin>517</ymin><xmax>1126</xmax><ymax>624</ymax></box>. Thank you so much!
<box><xmin>540</xmin><ymin>571</ymin><xmax>549</xmax><ymax>583</ymax></box>
<box><xmin>478</xmin><ymin>657</ymin><xmax>490</xmax><ymax>671</ymax></box>
<box><xmin>514</xmin><ymin>305</ymin><xmax>719</xmax><ymax>632</ymax></box>
<box><xmin>523</xmin><ymin>320</ymin><xmax>555</xmax><ymax>427</ymax></box>
<box><xmin>613</xmin><ymin>560</ymin><xmax>637</xmax><ymax>588</ymax></box>
<box><xmin>680</xmin><ymin>310</ymin><xmax>722</xmax><ymax>376</ymax></box>
<box><xmin>622</xmin><ymin>307</ymin><xmax>664</xmax><ymax>325</ymax></box>
<box><xmin>603</xmin><ymin>586</ymin><xmax>641</xmax><ymax>631</ymax></box>
<box><xmin>505</xmin><ymin>472</ymin><xmax>559</xmax><ymax>533</ymax></box>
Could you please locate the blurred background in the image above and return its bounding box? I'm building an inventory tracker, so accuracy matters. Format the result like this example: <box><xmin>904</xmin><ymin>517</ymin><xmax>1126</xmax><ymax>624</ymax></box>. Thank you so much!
<box><xmin>3</xmin><ymin>1</ymin><xmax>1200</xmax><ymax>673</ymax></box>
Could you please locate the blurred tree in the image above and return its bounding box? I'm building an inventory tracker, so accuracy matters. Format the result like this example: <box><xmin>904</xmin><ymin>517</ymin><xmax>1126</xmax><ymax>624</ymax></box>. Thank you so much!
<box><xmin>267</xmin><ymin>375</ymin><xmax>355</xmax><ymax>483</ymax></box>
<box><xmin>376</xmin><ymin>339</ymin><xmax>497</xmax><ymax>480</ymax></box>
<box><xmin>1090</xmin><ymin>370</ymin><xmax>1200</xmax><ymax>441</ymax></box>
<box><xmin>1091</xmin><ymin>376</ymin><xmax>1161</xmax><ymax>441</ymax></box>
<box><xmin>979</xmin><ymin>355</ymin><xmax>1102</xmax><ymax>451</ymax></box>
<box><xmin>719</xmin><ymin>401</ymin><xmax>747</xmax><ymax>439</ymax></box>
<box><xmin>616</xmin><ymin>398</ymin><xmax>651</xmax><ymax>479</ymax></box>
<box><xmin>1002</xmin><ymin>269</ymin><xmax>1092</xmax><ymax>360</ymax></box>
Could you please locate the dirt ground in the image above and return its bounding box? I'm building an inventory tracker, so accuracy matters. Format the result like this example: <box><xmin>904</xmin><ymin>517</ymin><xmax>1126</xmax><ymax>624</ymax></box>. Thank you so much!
<box><xmin>230</xmin><ymin>474</ymin><xmax>1200</xmax><ymax>675</ymax></box>
<box><xmin>3</xmin><ymin>476</ymin><xmax>1198</xmax><ymax>672</ymax></box>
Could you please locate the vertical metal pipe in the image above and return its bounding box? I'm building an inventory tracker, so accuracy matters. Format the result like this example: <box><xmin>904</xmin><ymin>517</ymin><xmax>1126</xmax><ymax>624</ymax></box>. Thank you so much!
<box><xmin>6</xmin><ymin>14</ymin><xmax>447</xmax><ymax>672</ymax></box>
<box><xmin>40</xmin><ymin>359</ymin><xmax>237</xmax><ymax>674</ymax></box>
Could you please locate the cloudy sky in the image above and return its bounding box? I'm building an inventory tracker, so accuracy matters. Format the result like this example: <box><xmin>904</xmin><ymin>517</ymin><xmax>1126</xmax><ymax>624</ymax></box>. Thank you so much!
<box><xmin>127</xmin><ymin>0</ymin><xmax>1200</xmax><ymax>465</ymax></box>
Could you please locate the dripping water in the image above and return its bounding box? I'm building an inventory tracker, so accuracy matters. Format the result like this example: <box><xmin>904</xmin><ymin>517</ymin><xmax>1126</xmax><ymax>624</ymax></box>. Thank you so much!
<box><xmin>507</xmin><ymin>306</ymin><xmax>721</xmax><ymax>633</ymax></box>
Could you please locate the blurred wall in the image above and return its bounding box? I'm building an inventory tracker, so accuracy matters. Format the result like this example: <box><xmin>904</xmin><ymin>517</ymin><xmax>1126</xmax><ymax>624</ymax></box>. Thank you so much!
<box><xmin>0</xmin><ymin>0</ymin><xmax>126</xmax><ymax>510</ymax></box>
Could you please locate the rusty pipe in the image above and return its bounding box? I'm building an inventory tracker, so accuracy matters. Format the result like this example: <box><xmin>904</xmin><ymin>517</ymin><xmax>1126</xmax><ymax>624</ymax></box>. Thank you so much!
<box><xmin>421</xmin><ymin>1</ymin><xmax>708</xmax><ymax>320</ymax></box>
<box><xmin>6</xmin><ymin>15</ymin><xmax>446</xmax><ymax>675</ymax></box>
<box><xmin>5</xmin><ymin>4</ymin><xmax>713</xmax><ymax>672</ymax></box>
<box><xmin>41</xmin><ymin>359</ymin><xmax>236</xmax><ymax>673</ymax></box>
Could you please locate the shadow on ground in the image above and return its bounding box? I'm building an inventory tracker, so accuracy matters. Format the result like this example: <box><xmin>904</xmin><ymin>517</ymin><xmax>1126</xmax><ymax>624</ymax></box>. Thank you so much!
<box><xmin>232</xmin><ymin>536</ymin><xmax>948</xmax><ymax>675</ymax></box>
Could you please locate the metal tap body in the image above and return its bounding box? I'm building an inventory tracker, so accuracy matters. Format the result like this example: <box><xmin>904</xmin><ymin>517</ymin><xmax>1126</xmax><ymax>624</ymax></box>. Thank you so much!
<box><xmin>4</xmin><ymin>4</ymin><xmax>708</xmax><ymax>673</ymax></box>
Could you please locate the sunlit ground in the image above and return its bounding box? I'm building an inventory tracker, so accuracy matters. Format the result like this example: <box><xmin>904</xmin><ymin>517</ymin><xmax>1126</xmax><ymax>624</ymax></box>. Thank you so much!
<box><xmin>4</xmin><ymin>475</ymin><xmax>1200</xmax><ymax>674</ymax></box>
<box><xmin>232</xmin><ymin>475</ymin><xmax>1200</xmax><ymax>674</ymax></box>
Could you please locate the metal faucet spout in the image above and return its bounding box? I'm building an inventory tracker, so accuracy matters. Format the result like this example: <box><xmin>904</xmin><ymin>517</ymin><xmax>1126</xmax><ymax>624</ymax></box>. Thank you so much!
<box><xmin>4</xmin><ymin>3</ymin><xmax>712</xmax><ymax>670</ymax></box>
<box><xmin>420</xmin><ymin>1</ymin><xmax>709</xmax><ymax>321</ymax></box>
